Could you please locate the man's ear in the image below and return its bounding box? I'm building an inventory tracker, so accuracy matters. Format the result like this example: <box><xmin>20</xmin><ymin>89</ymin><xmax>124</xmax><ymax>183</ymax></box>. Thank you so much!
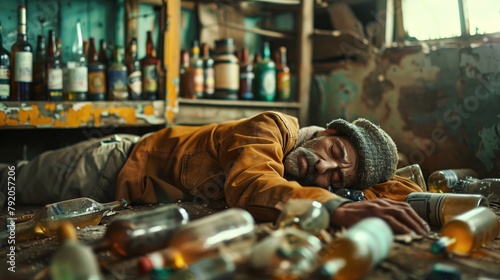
<box><xmin>316</xmin><ymin>128</ymin><xmax>338</xmax><ymax>137</ymax></box>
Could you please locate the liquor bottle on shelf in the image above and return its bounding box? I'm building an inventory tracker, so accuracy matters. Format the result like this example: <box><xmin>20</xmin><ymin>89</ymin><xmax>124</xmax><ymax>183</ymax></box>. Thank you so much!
<box><xmin>405</xmin><ymin>192</ymin><xmax>489</xmax><ymax>227</ymax></box>
<box><xmin>275</xmin><ymin>199</ymin><xmax>329</xmax><ymax>236</ymax></box>
<box><xmin>396</xmin><ymin>164</ymin><xmax>427</xmax><ymax>191</ymax></box>
<box><xmin>124</xmin><ymin>37</ymin><xmax>142</xmax><ymax>100</ymax></box>
<box><xmin>238</xmin><ymin>47</ymin><xmax>254</xmax><ymax>100</ymax></box>
<box><xmin>46</xmin><ymin>30</ymin><xmax>63</xmax><ymax>101</ymax></box>
<box><xmin>454</xmin><ymin>177</ymin><xmax>500</xmax><ymax>204</ymax></box>
<box><xmin>98</xmin><ymin>39</ymin><xmax>109</xmax><ymax>66</ymax></box>
<box><xmin>141</xmin><ymin>31</ymin><xmax>160</xmax><ymax>100</ymax></box>
<box><xmin>50</xmin><ymin>222</ymin><xmax>104</xmax><ymax>280</ymax></box>
<box><xmin>247</xmin><ymin>227</ymin><xmax>322</xmax><ymax>279</ymax></box>
<box><xmin>107</xmin><ymin>46</ymin><xmax>128</xmax><ymax>101</ymax></box>
<box><xmin>431</xmin><ymin>207</ymin><xmax>499</xmax><ymax>255</ymax></box>
<box><xmin>0</xmin><ymin>197</ymin><xmax>128</xmax><ymax>242</ymax></box>
<box><xmin>275</xmin><ymin>46</ymin><xmax>291</xmax><ymax>102</ymax></box>
<box><xmin>254</xmin><ymin>41</ymin><xmax>276</xmax><ymax>101</ymax></box>
<box><xmin>88</xmin><ymin>205</ymin><xmax>189</xmax><ymax>257</ymax></box>
<box><xmin>179</xmin><ymin>49</ymin><xmax>192</xmax><ymax>99</ymax></box>
<box><xmin>0</xmin><ymin>21</ymin><xmax>10</xmax><ymax>101</ymax></box>
<box><xmin>318</xmin><ymin>218</ymin><xmax>393</xmax><ymax>280</ymax></box>
<box><xmin>201</xmin><ymin>43</ymin><xmax>214</xmax><ymax>98</ymax></box>
<box><xmin>427</xmin><ymin>168</ymin><xmax>478</xmax><ymax>193</ymax></box>
<box><xmin>213</xmin><ymin>38</ymin><xmax>239</xmax><ymax>100</ymax></box>
<box><xmin>189</xmin><ymin>40</ymin><xmax>204</xmax><ymax>99</ymax></box>
<box><xmin>67</xmin><ymin>19</ymin><xmax>88</xmax><ymax>101</ymax></box>
<box><xmin>10</xmin><ymin>5</ymin><xmax>33</xmax><ymax>101</ymax></box>
<box><xmin>32</xmin><ymin>34</ymin><xmax>46</xmax><ymax>100</ymax></box>
<box><xmin>137</xmin><ymin>208</ymin><xmax>256</xmax><ymax>274</ymax></box>
<box><xmin>87</xmin><ymin>37</ymin><xmax>106</xmax><ymax>101</ymax></box>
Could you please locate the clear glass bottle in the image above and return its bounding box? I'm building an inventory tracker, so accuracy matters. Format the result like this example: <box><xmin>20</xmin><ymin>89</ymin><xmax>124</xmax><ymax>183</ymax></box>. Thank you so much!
<box><xmin>427</xmin><ymin>168</ymin><xmax>478</xmax><ymax>193</ymax></box>
<box><xmin>431</xmin><ymin>207</ymin><xmax>499</xmax><ymax>255</ymax></box>
<box><xmin>10</xmin><ymin>5</ymin><xmax>33</xmax><ymax>101</ymax></box>
<box><xmin>141</xmin><ymin>31</ymin><xmax>160</xmax><ymax>100</ymax></box>
<box><xmin>201</xmin><ymin>43</ymin><xmax>214</xmax><ymax>98</ymax></box>
<box><xmin>318</xmin><ymin>217</ymin><xmax>393</xmax><ymax>280</ymax></box>
<box><xmin>238</xmin><ymin>47</ymin><xmax>254</xmax><ymax>100</ymax></box>
<box><xmin>32</xmin><ymin>34</ymin><xmax>46</xmax><ymax>100</ymax></box>
<box><xmin>454</xmin><ymin>177</ymin><xmax>500</xmax><ymax>204</ymax></box>
<box><xmin>0</xmin><ymin>21</ymin><xmax>11</xmax><ymax>101</ymax></box>
<box><xmin>50</xmin><ymin>221</ymin><xmax>104</xmax><ymax>280</ymax></box>
<box><xmin>275</xmin><ymin>199</ymin><xmax>329</xmax><ymax>236</ymax></box>
<box><xmin>0</xmin><ymin>197</ymin><xmax>127</xmax><ymax>241</ymax></box>
<box><xmin>214</xmin><ymin>38</ymin><xmax>239</xmax><ymax>100</ymax></box>
<box><xmin>87</xmin><ymin>37</ymin><xmax>107</xmax><ymax>101</ymax></box>
<box><xmin>137</xmin><ymin>208</ymin><xmax>256</xmax><ymax>274</ymax></box>
<box><xmin>405</xmin><ymin>192</ymin><xmax>489</xmax><ymax>227</ymax></box>
<box><xmin>89</xmin><ymin>205</ymin><xmax>189</xmax><ymax>257</ymax></box>
<box><xmin>107</xmin><ymin>46</ymin><xmax>128</xmax><ymax>101</ymax></box>
<box><xmin>396</xmin><ymin>164</ymin><xmax>427</xmax><ymax>191</ymax></box>
<box><xmin>247</xmin><ymin>227</ymin><xmax>322</xmax><ymax>279</ymax></box>
<box><xmin>254</xmin><ymin>41</ymin><xmax>276</xmax><ymax>101</ymax></box>
<box><xmin>334</xmin><ymin>188</ymin><xmax>365</xmax><ymax>202</ymax></box>
<box><xmin>124</xmin><ymin>38</ymin><xmax>142</xmax><ymax>100</ymax></box>
<box><xmin>67</xmin><ymin>19</ymin><xmax>88</xmax><ymax>101</ymax></box>
<box><xmin>275</xmin><ymin>46</ymin><xmax>291</xmax><ymax>101</ymax></box>
<box><xmin>46</xmin><ymin>30</ymin><xmax>63</xmax><ymax>101</ymax></box>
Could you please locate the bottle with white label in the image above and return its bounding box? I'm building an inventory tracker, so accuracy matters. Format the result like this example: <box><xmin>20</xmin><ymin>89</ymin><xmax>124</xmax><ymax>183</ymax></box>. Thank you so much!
<box><xmin>214</xmin><ymin>38</ymin><xmax>239</xmax><ymax>100</ymax></box>
<box><xmin>45</xmin><ymin>30</ymin><xmax>63</xmax><ymax>101</ymax></box>
<box><xmin>67</xmin><ymin>19</ymin><xmax>88</xmax><ymax>101</ymax></box>
<box><xmin>254</xmin><ymin>41</ymin><xmax>276</xmax><ymax>101</ymax></box>
<box><xmin>0</xmin><ymin>21</ymin><xmax>10</xmax><ymax>101</ymax></box>
<box><xmin>10</xmin><ymin>5</ymin><xmax>33</xmax><ymax>101</ymax></box>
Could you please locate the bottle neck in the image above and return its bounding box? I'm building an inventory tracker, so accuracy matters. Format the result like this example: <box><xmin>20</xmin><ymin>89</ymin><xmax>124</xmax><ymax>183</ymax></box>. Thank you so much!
<box><xmin>17</xmin><ymin>7</ymin><xmax>27</xmax><ymax>37</ymax></box>
<box><xmin>101</xmin><ymin>199</ymin><xmax>128</xmax><ymax>212</ymax></box>
<box><xmin>146</xmin><ymin>32</ymin><xmax>155</xmax><ymax>57</ymax></box>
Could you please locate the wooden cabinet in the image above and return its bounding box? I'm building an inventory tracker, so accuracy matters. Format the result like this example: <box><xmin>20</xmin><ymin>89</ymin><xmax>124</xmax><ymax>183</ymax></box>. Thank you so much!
<box><xmin>171</xmin><ymin>0</ymin><xmax>313</xmax><ymax>126</ymax></box>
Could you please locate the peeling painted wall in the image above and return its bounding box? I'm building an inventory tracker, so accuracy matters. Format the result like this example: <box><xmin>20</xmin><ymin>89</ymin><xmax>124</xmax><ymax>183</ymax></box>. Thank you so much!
<box><xmin>310</xmin><ymin>43</ymin><xmax>500</xmax><ymax>179</ymax></box>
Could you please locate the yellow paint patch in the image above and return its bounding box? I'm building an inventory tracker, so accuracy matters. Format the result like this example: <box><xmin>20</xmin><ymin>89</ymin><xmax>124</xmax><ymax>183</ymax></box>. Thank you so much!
<box><xmin>18</xmin><ymin>105</ymin><xmax>54</xmax><ymax>126</ymax></box>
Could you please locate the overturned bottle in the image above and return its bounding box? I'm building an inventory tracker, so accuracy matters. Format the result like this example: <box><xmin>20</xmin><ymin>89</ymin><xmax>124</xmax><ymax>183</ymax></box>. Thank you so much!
<box><xmin>318</xmin><ymin>217</ymin><xmax>393</xmax><ymax>280</ymax></box>
<box><xmin>453</xmin><ymin>177</ymin><xmax>500</xmax><ymax>204</ymax></box>
<box><xmin>405</xmin><ymin>192</ymin><xmax>489</xmax><ymax>227</ymax></box>
<box><xmin>431</xmin><ymin>207</ymin><xmax>499</xmax><ymax>255</ymax></box>
<box><xmin>50</xmin><ymin>222</ymin><xmax>104</xmax><ymax>280</ymax></box>
<box><xmin>89</xmin><ymin>204</ymin><xmax>189</xmax><ymax>257</ymax></box>
<box><xmin>275</xmin><ymin>199</ymin><xmax>330</xmax><ymax>236</ymax></box>
<box><xmin>427</xmin><ymin>168</ymin><xmax>478</xmax><ymax>193</ymax></box>
<box><xmin>1</xmin><ymin>197</ymin><xmax>128</xmax><ymax>241</ymax></box>
<box><xmin>138</xmin><ymin>208</ymin><xmax>256</xmax><ymax>274</ymax></box>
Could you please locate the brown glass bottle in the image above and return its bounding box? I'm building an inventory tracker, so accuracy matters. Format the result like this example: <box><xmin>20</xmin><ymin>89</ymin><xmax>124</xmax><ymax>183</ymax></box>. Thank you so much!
<box><xmin>45</xmin><ymin>30</ymin><xmax>63</xmax><ymax>101</ymax></box>
<box><xmin>238</xmin><ymin>47</ymin><xmax>254</xmax><ymax>100</ymax></box>
<box><xmin>201</xmin><ymin>43</ymin><xmax>214</xmax><ymax>98</ymax></box>
<box><xmin>87</xmin><ymin>37</ymin><xmax>106</xmax><ymax>101</ymax></box>
<box><xmin>275</xmin><ymin>47</ymin><xmax>291</xmax><ymax>101</ymax></box>
<box><xmin>190</xmin><ymin>40</ymin><xmax>204</xmax><ymax>99</ymax></box>
<box><xmin>10</xmin><ymin>6</ymin><xmax>33</xmax><ymax>101</ymax></box>
<box><xmin>0</xmin><ymin>21</ymin><xmax>11</xmax><ymax>101</ymax></box>
<box><xmin>140</xmin><ymin>31</ymin><xmax>160</xmax><ymax>100</ymax></box>
<box><xmin>179</xmin><ymin>49</ymin><xmax>193</xmax><ymax>98</ymax></box>
<box><xmin>98</xmin><ymin>39</ymin><xmax>109</xmax><ymax>66</ymax></box>
<box><xmin>124</xmin><ymin>38</ymin><xmax>142</xmax><ymax>100</ymax></box>
<box><xmin>32</xmin><ymin>35</ymin><xmax>46</xmax><ymax>100</ymax></box>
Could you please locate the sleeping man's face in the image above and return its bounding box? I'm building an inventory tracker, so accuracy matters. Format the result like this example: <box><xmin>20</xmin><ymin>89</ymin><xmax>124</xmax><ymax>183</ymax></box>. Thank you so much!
<box><xmin>283</xmin><ymin>132</ymin><xmax>358</xmax><ymax>191</ymax></box>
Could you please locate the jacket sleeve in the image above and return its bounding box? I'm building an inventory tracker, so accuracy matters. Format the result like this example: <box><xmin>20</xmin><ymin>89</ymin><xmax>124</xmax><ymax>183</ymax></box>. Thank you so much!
<box><xmin>362</xmin><ymin>175</ymin><xmax>424</xmax><ymax>201</ymax></box>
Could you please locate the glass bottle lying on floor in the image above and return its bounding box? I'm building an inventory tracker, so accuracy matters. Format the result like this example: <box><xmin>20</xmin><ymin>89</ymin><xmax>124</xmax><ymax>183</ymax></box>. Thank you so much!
<box><xmin>0</xmin><ymin>197</ymin><xmax>128</xmax><ymax>243</ymax></box>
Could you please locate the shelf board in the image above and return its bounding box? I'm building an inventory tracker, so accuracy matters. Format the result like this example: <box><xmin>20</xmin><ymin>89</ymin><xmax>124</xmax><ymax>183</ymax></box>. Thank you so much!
<box><xmin>178</xmin><ymin>98</ymin><xmax>300</xmax><ymax>108</ymax></box>
<box><xmin>0</xmin><ymin>101</ymin><xmax>166</xmax><ymax>129</ymax></box>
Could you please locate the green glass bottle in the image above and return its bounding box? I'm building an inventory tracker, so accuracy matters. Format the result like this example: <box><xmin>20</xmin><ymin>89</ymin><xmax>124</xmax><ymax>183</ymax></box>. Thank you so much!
<box><xmin>254</xmin><ymin>42</ymin><xmax>276</xmax><ymax>101</ymax></box>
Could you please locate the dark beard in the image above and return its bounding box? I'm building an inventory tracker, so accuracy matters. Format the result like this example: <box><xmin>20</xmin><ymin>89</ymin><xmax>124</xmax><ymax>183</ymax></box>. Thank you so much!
<box><xmin>283</xmin><ymin>145</ymin><xmax>320</xmax><ymax>186</ymax></box>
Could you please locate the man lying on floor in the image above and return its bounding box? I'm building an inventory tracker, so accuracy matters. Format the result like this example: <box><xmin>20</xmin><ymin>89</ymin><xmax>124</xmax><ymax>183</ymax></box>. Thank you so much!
<box><xmin>0</xmin><ymin>111</ymin><xmax>429</xmax><ymax>235</ymax></box>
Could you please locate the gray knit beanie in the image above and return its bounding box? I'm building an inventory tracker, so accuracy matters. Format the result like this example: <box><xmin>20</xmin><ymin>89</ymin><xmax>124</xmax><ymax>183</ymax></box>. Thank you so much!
<box><xmin>327</xmin><ymin>118</ymin><xmax>398</xmax><ymax>189</ymax></box>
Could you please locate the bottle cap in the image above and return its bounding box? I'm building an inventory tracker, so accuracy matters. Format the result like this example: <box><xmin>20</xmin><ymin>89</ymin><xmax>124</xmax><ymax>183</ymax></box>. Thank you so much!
<box><xmin>431</xmin><ymin>239</ymin><xmax>447</xmax><ymax>254</ymax></box>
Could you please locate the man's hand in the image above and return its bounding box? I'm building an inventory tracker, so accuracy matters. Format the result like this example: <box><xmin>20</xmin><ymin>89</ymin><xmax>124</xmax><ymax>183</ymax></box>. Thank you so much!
<box><xmin>330</xmin><ymin>198</ymin><xmax>430</xmax><ymax>235</ymax></box>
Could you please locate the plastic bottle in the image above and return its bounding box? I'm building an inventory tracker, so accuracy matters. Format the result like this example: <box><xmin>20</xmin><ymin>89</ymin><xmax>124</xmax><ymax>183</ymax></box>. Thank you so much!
<box><xmin>427</xmin><ymin>168</ymin><xmax>478</xmax><ymax>193</ymax></box>
<box><xmin>89</xmin><ymin>204</ymin><xmax>189</xmax><ymax>257</ymax></box>
<box><xmin>396</xmin><ymin>164</ymin><xmax>427</xmax><ymax>191</ymax></box>
<box><xmin>247</xmin><ymin>227</ymin><xmax>322</xmax><ymax>279</ymax></box>
<box><xmin>431</xmin><ymin>207</ymin><xmax>499</xmax><ymax>255</ymax></box>
<box><xmin>454</xmin><ymin>177</ymin><xmax>500</xmax><ymax>204</ymax></box>
<box><xmin>50</xmin><ymin>222</ymin><xmax>104</xmax><ymax>280</ymax></box>
<box><xmin>275</xmin><ymin>199</ymin><xmax>329</xmax><ymax>236</ymax></box>
<box><xmin>137</xmin><ymin>208</ymin><xmax>256</xmax><ymax>274</ymax></box>
<box><xmin>318</xmin><ymin>217</ymin><xmax>393</xmax><ymax>280</ymax></box>
<box><xmin>0</xmin><ymin>197</ymin><xmax>127</xmax><ymax>241</ymax></box>
<box><xmin>405</xmin><ymin>192</ymin><xmax>488</xmax><ymax>227</ymax></box>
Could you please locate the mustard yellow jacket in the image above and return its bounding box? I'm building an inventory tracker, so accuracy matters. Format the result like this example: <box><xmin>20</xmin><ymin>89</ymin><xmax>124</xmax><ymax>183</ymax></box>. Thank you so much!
<box><xmin>116</xmin><ymin>111</ymin><xmax>422</xmax><ymax>222</ymax></box>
